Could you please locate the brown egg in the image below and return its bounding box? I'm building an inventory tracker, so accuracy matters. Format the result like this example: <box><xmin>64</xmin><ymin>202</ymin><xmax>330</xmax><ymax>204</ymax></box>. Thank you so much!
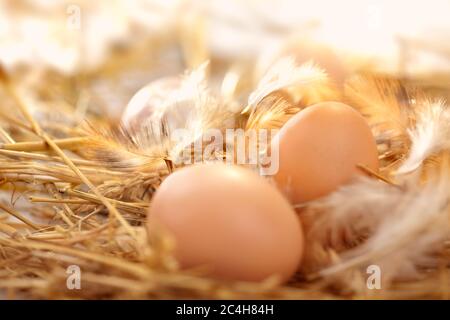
<box><xmin>271</xmin><ymin>102</ymin><xmax>379</xmax><ymax>204</ymax></box>
<box><xmin>147</xmin><ymin>164</ymin><xmax>304</xmax><ymax>283</ymax></box>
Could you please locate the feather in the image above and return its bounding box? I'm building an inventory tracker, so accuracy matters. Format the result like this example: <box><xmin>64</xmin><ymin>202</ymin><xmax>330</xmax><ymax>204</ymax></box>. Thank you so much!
<box><xmin>246</xmin><ymin>57</ymin><xmax>328</xmax><ymax>111</ymax></box>
<box><xmin>300</xmin><ymin>177</ymin><xmax>401</xmax><ymax>273</ymax></box>
<box><xmin>164</xmin><ymin>63</ymin><xmax>236</xmax><ymax>164</ymax></box>
<box><xmin>397</xmin><ymin>99</ymin><xmax>450</xmax><ymax>174</ymax></box>
<box><xmin>345</xmin><ymin>76</ymin><xmax>411</xmax><ymax>132</ymax></box>
<box><xmin>78</xmin><ymin>121</ymin><xmax>168</xmax><ymax>171</ymax></box>
<box><xmin>307</xmin><ymin>168</ymin><xmax>450</xmax><ymax>285</ymax></box>
<box><xmin>245</xmin><ymin>90</ymin><xmax>299</xmax><ymax>130</ymax></box>
<box><xmin>77</xmin><ymin>63</ymin><xmax>211</xmax><ymax>170</ymax></box>
<box><xmin>344</xmin><ymin>76</ymin><xmax>413</xmax><ymax>163</ymax></box>
<box><xmin>78</xmin><ymin>62</ymin><xmax>235</xmax><ymax>170</ymax></box>
<box><xmin>243</xmin><ymin>58</ymin><xmax>328</xmax><ymax>134</ymax></box>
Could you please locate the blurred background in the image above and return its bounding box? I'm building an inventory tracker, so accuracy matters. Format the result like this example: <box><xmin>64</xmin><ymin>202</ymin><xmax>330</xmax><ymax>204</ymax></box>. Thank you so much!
<box><xmin>1</xmin><ymin>0</ymin><xmax>449</xmax><ymax>119</ymax></box>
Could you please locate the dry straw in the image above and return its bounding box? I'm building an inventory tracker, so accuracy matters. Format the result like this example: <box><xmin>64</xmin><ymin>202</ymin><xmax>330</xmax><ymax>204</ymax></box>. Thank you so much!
<box><xmin>0</xmin><ymin>53</ymin><xmax>449</xmax><ymax>299</ymax></box>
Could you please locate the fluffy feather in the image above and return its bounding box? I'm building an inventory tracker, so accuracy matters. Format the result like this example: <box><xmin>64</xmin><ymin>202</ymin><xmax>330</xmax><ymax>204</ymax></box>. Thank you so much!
<box><xmin>78</xmin><ymin>122</ymin><xmax>168</xmax><ymax>171</ymax></box>
<box><xmin>245</xmin><ymin>91</ymin><xmax>299</xmax><ymax>130</ymax></box>
<box><xmin>303</xmin><ymin>168</ymin><xmax>450</xmax><ymax>285</ymax></box>
<box><xmin>165</xmin><ymin>63</ymin><xmax>236</xmax><ymax>164</ymax></box>
<box><xmin>345</xmin><ymin>76</ymin><xmax>410</xmax><ymax>132</ymax></box>
<box><xmin>300</xmin><ymin>177</ymin><xmax>401</xmax><ymax>273</ymax></box>
<box><xmin>246</xmin><ymin>57</ymin><xmax>328</xmax><ymax>111</ymax></box>
<box><xmin>344</xmin><ymin>76</ymin><xmax>413</xmax><ymax>164</ymax></box>
<box><xmin>397</xmin><ymin>99</ymin><xmax>450</xmax><ymax>174</ymax></box>
<box><xmin>79</xmin><ymin>62</ymin><xmax>235</xmax><ymax>169</ymax></box>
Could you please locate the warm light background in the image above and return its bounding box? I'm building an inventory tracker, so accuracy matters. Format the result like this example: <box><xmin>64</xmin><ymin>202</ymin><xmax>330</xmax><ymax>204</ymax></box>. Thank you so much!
<box><xmin>1</xmin><ymin>0</ymin><xmax>449</xmax><ymax>75</ymax></box>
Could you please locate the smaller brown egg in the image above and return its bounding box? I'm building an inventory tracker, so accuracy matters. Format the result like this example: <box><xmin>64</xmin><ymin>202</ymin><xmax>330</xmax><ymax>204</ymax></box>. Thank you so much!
<box><xmin>271</xmin><ymin>102</ymin><xmax>379</xmax><ymax>204</ymax></box>
<box><xmin>147</xmin><ymin>164</ymin><xmax>304</xmax><ymax>283</ymax></box>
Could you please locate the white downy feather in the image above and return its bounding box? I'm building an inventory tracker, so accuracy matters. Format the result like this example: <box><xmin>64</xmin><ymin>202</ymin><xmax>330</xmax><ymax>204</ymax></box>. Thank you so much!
<box><xmin>302</xmin><ymin>177</ymin><xmax>402</xmax><ymax>252</ymax></box>
<box><xmin>167</xmin><ymin>62</ymin><xmax>234</xmax><ymax>164</ymax></box>
<box><xmin>87</xmin><ymin>62</ymin><xmax>230</xmax><ymax>168</ymax></box>
<box><xmin>397</xmin><ymin>100</ymin><xmax>450</xmax><ymax>174</ymax></box>
<box><xmin>246</xmin><ymin>57</ymin><xmax>328</xmax><ymax>111</ymax></box>
<box><xmin>314</xmin><ymin>172</ymin><xmax>450</xmax><ymax>284</ymax></box>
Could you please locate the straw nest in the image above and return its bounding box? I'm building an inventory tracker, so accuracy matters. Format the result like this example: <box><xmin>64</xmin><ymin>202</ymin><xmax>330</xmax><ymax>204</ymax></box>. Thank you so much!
<box><xmin>0</xmin><ymin>54</ymin><xmax>449</xmax><ymax>300</ymax></box>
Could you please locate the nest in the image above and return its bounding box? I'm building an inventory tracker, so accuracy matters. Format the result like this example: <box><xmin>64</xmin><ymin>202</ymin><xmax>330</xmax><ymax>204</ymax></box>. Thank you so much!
<box><xmin>0</xmin><ymin>49</ymin><xmax>449</xmax><ymax>299</ymax></box>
